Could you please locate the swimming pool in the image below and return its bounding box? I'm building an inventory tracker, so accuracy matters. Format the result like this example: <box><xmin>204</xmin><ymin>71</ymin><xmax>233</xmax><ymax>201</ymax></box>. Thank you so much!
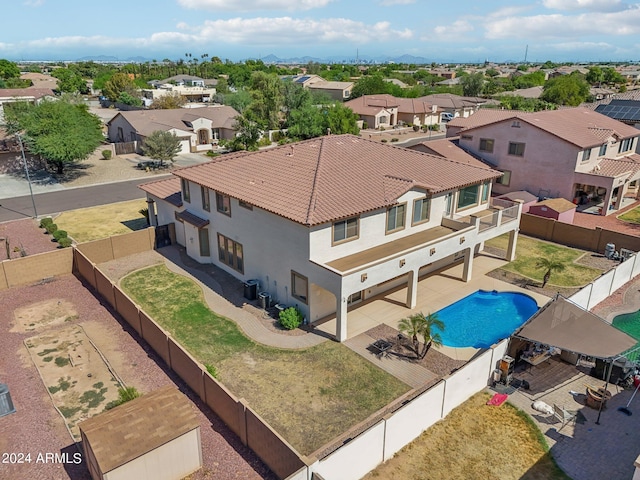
<box><xmin>433</xmin><ymin>290</ymin><xmax>539</xmax><ymax>349</ymax></box>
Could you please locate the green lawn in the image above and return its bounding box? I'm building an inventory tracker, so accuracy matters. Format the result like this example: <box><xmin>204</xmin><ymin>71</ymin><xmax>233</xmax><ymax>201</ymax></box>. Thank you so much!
<box><xmin>485</xmin><ymin>234</ymin><xmax>602</xmax><ymax>287</ymax></box>
<box><xmin>122</xmin><ymin>265</ymin><xmax>409</xmax><ymax>455</ymax></box>
<box><xmin>618</xmin><ymin>206</ymin><xmax>640</xmax><ymax>225</ymax></box>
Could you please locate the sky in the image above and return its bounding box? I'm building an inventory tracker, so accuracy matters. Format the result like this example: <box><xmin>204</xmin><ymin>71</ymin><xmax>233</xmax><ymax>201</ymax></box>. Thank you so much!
<box><xmin>2</xmin><ymin>0</ymin><xmax>640</xmax><ymax>63</ymax></box>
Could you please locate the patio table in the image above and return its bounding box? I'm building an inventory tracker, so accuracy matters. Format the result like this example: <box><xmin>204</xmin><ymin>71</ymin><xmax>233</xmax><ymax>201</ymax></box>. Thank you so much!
<box><xmin>371</xmin><ymin>339</ymin><xmax>393</xmax><ymax>357</ymax></box>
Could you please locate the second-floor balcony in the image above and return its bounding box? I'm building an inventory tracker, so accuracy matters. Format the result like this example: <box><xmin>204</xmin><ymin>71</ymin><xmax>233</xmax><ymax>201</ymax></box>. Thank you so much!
<box><xmin>317</xmin><ymin>198</ymin><xmax>522</xmax><ymax>277</ymax></box>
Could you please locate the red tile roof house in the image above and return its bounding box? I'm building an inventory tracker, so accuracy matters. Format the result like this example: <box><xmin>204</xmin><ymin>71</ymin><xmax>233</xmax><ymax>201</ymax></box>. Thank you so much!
<box><xmin>446</xmin><ymin>108</ymin><xmax>640</xmax><ymax>216</ymax></box>
<box><xmin>345</xmin><ymin>94</ymin><xmax>439</xmax><ymax>129</ymax></box>
<box><xmin>0</xmin><ymin>87</ymin><xmax>55</xmax><ymax>124</ymax></box>
<box><xmin>140</xmin><ymin>134</ymin><xmax>522</xmax><ymax>341</ymax></box>
<box><xmin>106</xmin><ymin>105</ymin><xmax>240</xmax><ymax>155</ymax></box>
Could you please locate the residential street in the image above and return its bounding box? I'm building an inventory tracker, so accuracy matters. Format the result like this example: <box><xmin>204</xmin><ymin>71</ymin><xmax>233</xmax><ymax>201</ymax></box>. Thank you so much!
<box><xmin>0</xmin><ymin>177</ymin><xmax>164</xmax><ymax>223</ymax></box>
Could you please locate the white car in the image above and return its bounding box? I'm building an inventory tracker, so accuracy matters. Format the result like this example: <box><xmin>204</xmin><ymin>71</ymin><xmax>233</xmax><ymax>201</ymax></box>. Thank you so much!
<box><xmin>441</xmin><ymin>112</ymin><xmax>455</xmax><ymax>122</ymax></box>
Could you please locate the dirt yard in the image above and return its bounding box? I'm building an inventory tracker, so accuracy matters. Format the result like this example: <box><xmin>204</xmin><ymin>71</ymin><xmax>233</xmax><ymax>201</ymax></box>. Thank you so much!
<box><xmin>0</xmin><ymin>273</ymin><xmax>275</xmax><ymax>480</ymax></box>
<box><xmin>0</xmin><ymin>218</ymin><xmax>58</xmax><ymax>261</ymax></box>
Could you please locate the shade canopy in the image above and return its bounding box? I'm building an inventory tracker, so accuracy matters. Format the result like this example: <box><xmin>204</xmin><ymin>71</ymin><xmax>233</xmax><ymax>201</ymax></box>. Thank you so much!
<box><xmin>513</xmin><ymin>296</ymin><xmax>637</xmax><ymax>360</ymax></box>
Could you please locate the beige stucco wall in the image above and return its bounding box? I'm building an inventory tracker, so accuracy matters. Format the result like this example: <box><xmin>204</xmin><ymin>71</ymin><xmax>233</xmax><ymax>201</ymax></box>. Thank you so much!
<box><xmin>103</xmin><ymin>428</ymin><xmax>201</xmax><ymax>480</ymax></box>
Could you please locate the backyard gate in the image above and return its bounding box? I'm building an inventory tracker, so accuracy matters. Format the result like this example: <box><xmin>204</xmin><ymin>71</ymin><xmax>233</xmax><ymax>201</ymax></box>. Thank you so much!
<box><xmin>114</xmin><ymin>141</ymin><xmax>136</xmax><ymax>155</ymax></box>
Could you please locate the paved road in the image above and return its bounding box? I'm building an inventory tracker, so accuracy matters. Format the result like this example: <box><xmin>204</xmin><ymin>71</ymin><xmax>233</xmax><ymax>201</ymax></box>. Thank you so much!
<box><xmin>0</xmin><ymin>177</ymin><xmax>168</xmax><ymax>223</ymax></box>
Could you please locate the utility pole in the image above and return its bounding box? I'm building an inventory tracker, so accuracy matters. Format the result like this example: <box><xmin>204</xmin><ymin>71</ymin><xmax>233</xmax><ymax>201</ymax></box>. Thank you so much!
<box><xmin>16</xmin><ymin>133</ymin><xmax>38</xmax><ymax>218</ymax></box>
<box><xmin>524</xmin><ymin>45</ymin><xmax>529</xmax><ymax>64</ymax></box>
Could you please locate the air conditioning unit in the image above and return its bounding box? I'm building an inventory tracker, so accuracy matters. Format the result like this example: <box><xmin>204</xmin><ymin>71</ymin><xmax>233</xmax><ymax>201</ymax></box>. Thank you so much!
<box><xmin>620</xmin><ymin>248</ymin><xmax>634</xmax><ymax>261</ymax></box>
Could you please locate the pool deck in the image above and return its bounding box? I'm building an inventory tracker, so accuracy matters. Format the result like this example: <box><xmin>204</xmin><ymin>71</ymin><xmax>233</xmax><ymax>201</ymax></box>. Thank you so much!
<box><xmin>316</xmin><ymin>252</ymin><xmax>550</xmax><ymax>361</ymax></box>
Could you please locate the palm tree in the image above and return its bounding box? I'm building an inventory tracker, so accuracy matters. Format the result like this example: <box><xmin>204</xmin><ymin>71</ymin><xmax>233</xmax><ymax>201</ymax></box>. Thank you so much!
<box><xmin>419</xmin><ymin>312</ymin><xmax>444</xmax><ymax>358</ymax></box>
<box><xmin>536</xmin><ymin>258</ymin><xmax>566</xmax><ymax>288</ymax></box>
<box><xmin>398</xmin><ymin>312</ymin><xmax>445</xmax><ymax>359</ymax></box>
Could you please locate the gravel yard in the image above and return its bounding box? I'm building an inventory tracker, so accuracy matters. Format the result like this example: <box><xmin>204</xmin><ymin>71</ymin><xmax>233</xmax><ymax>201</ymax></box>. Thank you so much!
<box><xmin>0</xmin><ymin>274</ymin><xmax>274</xmax><ymax>480</ymax></box>
<box><xmin>0</xmin><ymin>218</ymin><xmax>59</xmax><ymax>261</ymax></box>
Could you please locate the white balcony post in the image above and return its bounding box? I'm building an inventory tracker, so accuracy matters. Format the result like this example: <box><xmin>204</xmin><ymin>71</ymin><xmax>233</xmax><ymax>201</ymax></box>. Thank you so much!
<box><xmin>506</xmin><ymin>229</ymin><xmax>519</xmax><ymax>262</ymax></box>
<box><xmin>462</xmin><ymin>247</ymin><xmax>473</xmax><ymax>282</ymax></box>
<box><xmin>406</xmin><ymin>269</ymin><xmax>419</xmax><ymax>309</ymax></box>
<box><xmin>146</xmin><ymin>198</ymin><xmax>157</xmax><ymax>227</ymax></box>
<box><xmin>336</xmin><ymin>294</ymin><xmax>348</xmax><ymax>342</ymax></box>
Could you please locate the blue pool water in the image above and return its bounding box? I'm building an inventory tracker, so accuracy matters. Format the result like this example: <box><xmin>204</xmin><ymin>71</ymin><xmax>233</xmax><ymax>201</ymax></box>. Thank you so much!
<box><xmin>433</xmin><ymin>290</ymin><xmax>539</xmax><ymax>349</ymax></box>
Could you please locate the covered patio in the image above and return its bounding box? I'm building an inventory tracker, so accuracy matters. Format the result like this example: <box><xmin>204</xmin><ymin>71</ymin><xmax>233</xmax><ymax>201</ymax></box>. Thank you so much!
<box><xmin>314</xmin><ymin>250</ymin><xmax>549</xmax><ymax>361</ymax></box>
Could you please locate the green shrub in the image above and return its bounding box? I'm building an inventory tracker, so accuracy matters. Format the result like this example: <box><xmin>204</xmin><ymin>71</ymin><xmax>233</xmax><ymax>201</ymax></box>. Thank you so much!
<box><xmin>257</xmin><ymin>136</ymin><xmax>272</xmax><ymax>147</ymax></box>
<box><xmin>205</xmin><ymin>150</ymin><xmax>219</xmax><ymax>157</ymax></box>
<box><xmin>53</xmin><ymin>230</ymin><xmax>68</xmax><ymax>241</ymax></box>
<box><xmin>39</xmin><ymin>217</ymin><xmax>53</xmax><ymax>228</ymax></box>
<box><xmin>381</xmin><ymin>139</ymin><xmax>388</xmax><ymax>143</ymax></box>
<box><xmin>413</xmin><ymin>125</ymin><xmax>420</xmax><ymax>132</ymax></box>
<box><xmin>101</xmin><ymin>149</ymin><xmax>112</xmax><ymax>160</ymax></box>
<box><xmin>362</xmin><ymin>121</ymin><xmax>368</xmax><ymax>129</ymax></box>
<box><xmin>138</xmin><ymin>208</ymin><xmax>149</xmax><ymax>225</ymax></box>
<box><xmin>46</xmin><ymin>223</ymin><xmax>58</xmax><ymax>234</ymax></box>
<box><xmin>279</xmin><ymin>307</ymin><xmax>304</xmax><ymax>330</ymax></box>
<box><xmin>205</xmin><ymin>364</ymin><xmax>219</xmax><ymax>378</ymax></box>
<box><xmin>57</xmin><ymin>238</ymin><xmax>72</xmax><ymax>248</ymax></box>
<box><xmin>104</xmin><ymin>386</ymin><xmax>140</xmax><ymax>411</ymax></box>
<box><xmin>391</xmin><ymin>137</ymin><xmax>399</xmax><ymax>142</ymax></box>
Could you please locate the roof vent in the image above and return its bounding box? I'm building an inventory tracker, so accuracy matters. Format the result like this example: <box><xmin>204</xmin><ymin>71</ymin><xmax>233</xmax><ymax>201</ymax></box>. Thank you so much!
<box><xmin>0</xmin><ymin>383</ymin><xmax>16</xmax><ymax>418</ymax></box>
<box><xmin>286</xmin><ymin>145</ymin><xmax>294</xmax><ymax>156</ymax></box>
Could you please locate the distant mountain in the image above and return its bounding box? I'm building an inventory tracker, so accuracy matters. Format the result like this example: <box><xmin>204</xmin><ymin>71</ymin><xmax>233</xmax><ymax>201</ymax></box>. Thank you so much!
<box><xmin>76</xmin><ymin>55</ymin><xmax>119</xmax><ymax>62</ymax></box>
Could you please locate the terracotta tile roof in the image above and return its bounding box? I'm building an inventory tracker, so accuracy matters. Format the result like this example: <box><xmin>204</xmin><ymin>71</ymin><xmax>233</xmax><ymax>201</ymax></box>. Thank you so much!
<box><xmin>107</xmin><ymin>105</ymin><xmax>239</xmax><ymax>137</ymax></box>
<box><xmin>533</xmin><ymin>198</ymin><xmax>576</xmax><ymax>213</ymax></box>
<box><xmin>307</xmin><ymin>81</ymin><xmax>353</xmax><ymax>90</ymax></box>
<box><xmin>139</xmin><ymin>177</ymin><xmax>183</xmax><ymax>206</ymax></box>
<box><xmin>79</xmin><ymin>386</ymin><xmax>199</xmax><ymax>474</ymax></box>
<box><xmin>0</xmin><ymin>87</ymin><xmax>55</xmax><ymax>100</ymax></box>
<box><xmin>590</xmin><ymin>154</ymin><xmax>640</xmax><ymax>179</ymax></box>
<box><xmin>165</xmin><ymin>134</ymin><xmax>502</xmax><ymax>226</ymax></box>
<box><xmin>497</xmin><ymin>190</ymin><xmax>539</xmax><ymax>203</ymax></box>
<box><xmin>345</xmin><ymin>95</ymin><xmax>399</xmax><ymax>115</ymax></box>
<box><xmin>177</xmin><ymin>210</ymin><xmax>210</xmax><ymax>228</ymax></box>
<box><xmin>452</xmin><ymin>107</ymin><xmax>639</xmax><ymax>148</ymax></box>
<box><xmin>409</xmin><ymin>138</ymin><xmax>494</xmax><ymax>170</ymax></box>
<box><xmin>418</xmin><ymin>94</ymin><xmax>484</xmax><ymax>109</ymax></box>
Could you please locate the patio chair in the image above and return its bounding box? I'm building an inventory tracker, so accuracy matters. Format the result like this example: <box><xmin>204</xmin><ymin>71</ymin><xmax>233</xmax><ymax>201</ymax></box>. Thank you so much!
<box><xmin>553</xmin><ymin>404</ymin><xmax>578</xmax><ymax>430</ymax></box>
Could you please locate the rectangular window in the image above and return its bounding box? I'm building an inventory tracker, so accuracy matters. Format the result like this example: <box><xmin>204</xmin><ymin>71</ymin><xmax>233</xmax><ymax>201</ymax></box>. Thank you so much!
<box><xmin>481</xmin><ymin>182</ymin><xmax>490</xmax><ymax>203</ymax></box>
<box><xmin>216</xmin><ymin>192</ymin><xmax>231</xmax><ymax>216</ymax></box>
<box><xmin>457</xmin><ymin>184</ymin><xmax>480</xmax><ymax>210</ymax></box>
<box><xmin>412</xmin><ymin>197</ymin><xmax>430</xmax><ymax>225</ymax></box>
<box><xmin>599</xmin><ymin>144</ymin><xmax>607</xmax><ymax>157</ymax></box>
<box><xmin>291</xmin><ymin>271</ymin><xmax>308</xmax><ymax>304</ymax></box>
<box><xmin>217</xmin><ymin>234</ymin><xmax>244</xmax><ymax>273</ymax></box>
<box><xmin>198</xmin><ymin>228</ymin><xmax>210</xmax><ymax>257</ymax></box>
<box><xmin>508</xmin><ymin>142</ymin><xmax>525</xmax><ymax>156</ymax></box>
<box><xmin>379</xmin><ymin>115</ymin><xmax>388</xmax><ymax>124</ymax></box>
<box><xmin>479</xmin><ymin>138</ymin><xmax>494</xmax><ymax>153</ymax></box>
<box><xmin>581</xmin><ymin>148</ymin><xmax>591</xmax><ymax>162</ymax></box>
<box><xmin>461</xmin><ymin>135</ymin><xmax>473</xmax><ymax>141</ymax></box>
<box><xmin>239</xmin><ymin>200</ymin><xmax>253</xmax><ymax>210</ymax></box>
<box><xmin>181</xmin><ymin>179</ymin><xmax>190</xmax><ymax>203</ymax></box>
<box><xmin>333</xmin><ymin>217</ymin><xmax>359</xmax><ymax>244</ymax></box>
<box><xmin>496</xmin><ymin>170</ymin><xmax>511</xmax><ymax>186</ymax></box>
<box><xmin>618</xmin><ymin>138</ymin><xmax>633</xmax><ymax>153</ymax></box>
<box><xmin>201</xmin><ymin>186</ymin><xmax>210</xmax><ymax>212</ymax></box>
<box><xmin>386</xmin><ymin>204</ymin><xmax>406</xmax><ymax>233</ymax></box>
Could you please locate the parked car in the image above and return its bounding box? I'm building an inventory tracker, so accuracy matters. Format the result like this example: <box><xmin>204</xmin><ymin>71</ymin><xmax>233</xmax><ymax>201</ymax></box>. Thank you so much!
<box><xmin>441</xmin><ymin>112</ymin><xmax>455</xmax><ymax>122</ymax></box>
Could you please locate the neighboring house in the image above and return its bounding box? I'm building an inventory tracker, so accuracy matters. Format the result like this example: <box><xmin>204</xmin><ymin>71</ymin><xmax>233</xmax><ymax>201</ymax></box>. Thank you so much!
<box><xmin>447</xmin><ymin>107</ymin><xmax>640</xmax><ymax>215</ymax></box>
<box><xmin>345</xmin><ymin>94</ymin><xmax>439</xmax><ymax>129</ymax></box>
<box><xmin>284</xmin><ymin>75</ymin><xmax>354</xmax><ymax>101</ymax></box>
<box><xmin>495</xmin><ymin>191</ymin><xmax>539</xmax><ymax>213</ymax></box>
<box><xmin>140</xmin><ymin>134</ymin><xmax>522</xmax><ymax>341</ymax></box>
<box><xmin>528</xmin><ymin>198</ymin><xmax>577</xmax><ymax>224</ymax></box>
<box><xmin>595</xmin><ymin>100</ymin><xmax>640</xmax><ymax>128</ymax></box>
<box><xmin>107</xmin><ymin>105</ymin><xmax>239</xmax><ymax>154</ymax></box>
<box><xmin>589</xmin><ymin>87</ymin><xmax>616</xmax><ymax>101</ymax></box>
<box><xmin>148</xmin><ymin>75</ymin><xmax>217</xmax><ymax>88</ymax></box>
<box><xmin>19</xmin><ymin>72</ymin><xmax>58</xmax><ymax>90</ymax></box>
<box><xmin>407</xmin><ymin>137</ymin><xmax>495</xmax><ymax>170</ymax></box>
<box><xmin>497</xmin><ymin>86</ymin><xmax>544</xmax><ymax>99</ymax></box>
<box><xmin>420</xmin><ymin>94</ymin><xmax>485</xmax><ymax>121</ymax></box>
<box><xmin>0</xmin><ymin>87</ymin><xmax>55</xmax><ymax>124</ymax></box>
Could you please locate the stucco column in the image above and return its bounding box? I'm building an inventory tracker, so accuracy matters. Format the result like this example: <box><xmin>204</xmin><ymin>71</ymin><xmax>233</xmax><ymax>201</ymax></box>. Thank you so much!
<box><xmin>506</xmin><ymin>229</ymin><xmax>519</xmax><ymax>262</ymax></box>
<box><xmin>406</xmin><ymin>269</ymin><xmax>419</xmax><ymax>309</ymax></box>
<box><xmin>462</xmin><ymin>247</ymin><xmax>473</xmax><ymax>282</ymax></box>
<box><xmin>146</xmin><ymin>198</ymin><xmax>157</xmax><ymax>227</ymax></box>
<box><xmin>336</xmin><ymin>295</ymin><xmax>348</xmax><ymax>342</ymax></box>
<box><xmin>602</xmin><ymin>186</ymin><xmax>614</xmax><ymax>215</ymax></box>
<box><xmin>617</xmin><ymin>182</ymin><xmax>629</xmax><ymax>210</ymax></box>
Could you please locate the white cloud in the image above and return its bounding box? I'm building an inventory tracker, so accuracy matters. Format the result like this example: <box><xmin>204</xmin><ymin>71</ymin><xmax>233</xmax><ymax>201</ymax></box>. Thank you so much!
<box><xmin>23</xmin><ymin>0</ymin><xmax>45</xmax><ymax>6</ymax></box>
<box><xmin>427</xmin><ymin>20</ymin><xmax>473</xmax><ymax>38</ymax></box>
<box><xmin>379</xmin><ymin>0</ymin><xmax>416</xmax><ymax>6</ymax></box>
<box><xmin>2</xmin><ymin>17</ymin><xmax>413</xmax><ymax>55</ymax></box>
<box><xmin>191</xmin><ymin>17</ymin><xmax>413</xmax><ymax>44</ymax></box>
<box><xmin>542</xmin><ymin>0</ymin><xmax>628</xmax><ymax>12</ymax></box>
<box><xmin>485</xmin><ymin>6</ymin><xmax>640</xmax><ymax>39</ymax></box>
<box><xmin>177</xmin><ymin>0</ymin><xmax>333</xmax><ymax>11</ymax></box>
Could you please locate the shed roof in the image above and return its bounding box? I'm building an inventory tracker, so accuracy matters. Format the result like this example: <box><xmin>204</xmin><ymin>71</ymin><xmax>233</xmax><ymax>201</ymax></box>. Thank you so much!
<box><xmin>532</xmin><ymin>198</ymin><xmax>577</xmax><ymax>213</ymax></box>
<box><xmin>79</xmin><ymin>386</ymin><xmax>199</xmax><ymax>474</ymax></box>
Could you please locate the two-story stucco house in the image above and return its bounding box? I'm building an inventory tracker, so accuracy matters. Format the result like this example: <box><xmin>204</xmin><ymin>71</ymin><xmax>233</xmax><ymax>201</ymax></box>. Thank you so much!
<box><xmin>107</xmin><ymin>105</ymin><xmax>239</xmax><ymax>154</ymax></box>
<box><xmin>345</xmin><ymin>94</ymin><xmax>439</xmax><ymax>129</ymax></box>
<box><xmin>140</xmin><ymin>134</ymin><xmax>522</xmax><ymax>341</ymax></box>
<box><xmin>447</xmin><ymin>108</ymin><xmax>640</xmax><ymax>215</ymax></box>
